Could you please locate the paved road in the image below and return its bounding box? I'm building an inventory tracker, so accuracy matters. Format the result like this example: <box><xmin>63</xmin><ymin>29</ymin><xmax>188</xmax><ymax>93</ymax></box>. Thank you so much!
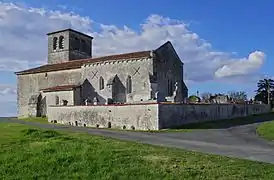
<box><xmin>1</xmin><ymin>118</ymin><xmax>274</xmax><ymax>164</ymax></box>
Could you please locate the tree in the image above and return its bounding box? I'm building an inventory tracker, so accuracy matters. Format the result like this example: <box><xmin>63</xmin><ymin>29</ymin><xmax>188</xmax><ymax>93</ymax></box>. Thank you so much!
<box><xmin>228</xmin><ymin>91</ymin><xmax>247</xmax><ymax>102</ymax></box>
<box><xmin>188</xmin><ymin>95</ymin><xmax>200</xmax><ymax>103</ymax></box>
<box><xmin>255</xmin><ymin>78</ymin><xmax>274</xmax><ymax>104</ymax></box>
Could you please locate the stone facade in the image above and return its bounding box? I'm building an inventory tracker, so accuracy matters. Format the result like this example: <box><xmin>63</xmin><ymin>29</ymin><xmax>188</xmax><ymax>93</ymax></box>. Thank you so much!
<box><xmin>158</xmin><ymin>103</ymin><xmax>271</xmax><ymax>129</ymax></box>
<box><xmin>47</xmin><ymin>29</ymin><xmax>93</xmax><ymax>64</ymax></box>
<box><xmin>15</xmin><ymin>28</ymin><xmax>188</xmax><ymax>118</ymax></box>
<box><xmin>15</xmin><ymin>28</ymin><xmax>272</xmax><ymax>129</ymax></box>
<box><xmin>47</xmin><ymin>103</ymin><xmax>271</xmax><ymax>130</ymax></box>
<box><xmin>48</xmin><ymin>103</ymin><xmax>159</xmax><ymax>130</ymax></box>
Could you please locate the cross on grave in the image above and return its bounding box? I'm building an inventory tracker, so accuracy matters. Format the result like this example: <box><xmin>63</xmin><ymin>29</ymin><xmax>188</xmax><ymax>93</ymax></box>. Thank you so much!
<box><xmin>91</xmin><ymin>71</ymin><xmax>98</xmax><ymax>79</ymax></box>
<box><xmin>133</xmin><ymin>67</ymin><xmax>140</xmax><ymax>76</ymax></box>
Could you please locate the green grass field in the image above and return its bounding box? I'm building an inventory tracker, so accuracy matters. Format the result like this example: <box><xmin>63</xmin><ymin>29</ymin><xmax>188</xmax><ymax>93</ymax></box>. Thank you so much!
<box><xmin>257</xmin><ymin>120</ymin><xmax>274</xmax><ymax>141</ymax></box>
<box><xmin>1</xmin><ymin>123</ymin><xmax>274</xmax><ymax>179</ymax></box>
<box><xmin>16</xmin><ymin>117</ymin><xmax>48</xmax><ymax>124</ymax></box>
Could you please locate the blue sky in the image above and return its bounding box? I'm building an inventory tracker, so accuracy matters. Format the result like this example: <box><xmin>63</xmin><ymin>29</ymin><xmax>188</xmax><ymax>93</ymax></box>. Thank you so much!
<box><xmin>0</xmin><ymin>0</ymin><xmax>273</xmax><ymax>116</ymax></box>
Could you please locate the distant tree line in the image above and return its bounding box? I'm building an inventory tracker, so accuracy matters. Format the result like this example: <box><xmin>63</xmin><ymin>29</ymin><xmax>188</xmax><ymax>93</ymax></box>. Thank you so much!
<box><xmin>187</xmin><ymin>78</ymin><xmax>274</xmax><ymax>104</ymax></box>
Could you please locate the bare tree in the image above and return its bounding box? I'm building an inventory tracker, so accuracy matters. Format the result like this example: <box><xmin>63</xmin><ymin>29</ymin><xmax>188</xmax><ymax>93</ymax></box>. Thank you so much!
<box><xmin>228</xmin><ymin>91</ymin><xmax>247</xmax><ymax>101</ymax></box>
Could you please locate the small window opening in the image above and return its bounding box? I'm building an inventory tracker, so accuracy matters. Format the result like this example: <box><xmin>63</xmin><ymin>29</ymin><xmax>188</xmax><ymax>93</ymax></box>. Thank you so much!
<box><xmin>126</xmin><ymin>76</ymin><xmax>132</xmax><ymax>94</ymax></box>
<box><xmin>53</xmin><ymin>37</ymin><xmax>57</xmax><ymax>50</ymax></box>
<box><xmin>55</xmin><ymin>96</ymin><xmax>59</xmax><ymax>105</ymax></box>
<box><xmin>99</xmin><ymin>76</ymin><xmax>104</xmax><ymax>90</ymax></box>
<box><xmin>59</xmin><ymin>36</ymin><xmax>64</xmax><ymax>49</ymax></box>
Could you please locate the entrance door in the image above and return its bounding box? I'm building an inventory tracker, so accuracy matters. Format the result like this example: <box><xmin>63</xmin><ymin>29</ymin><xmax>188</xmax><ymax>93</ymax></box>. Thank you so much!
<box><xmin>36</xmin><ymin>94</ymin><xmax>42</xmax><ymax>117</ymax></box>
<box><xmin>111</xmin><ymin>75</ymin><xmax>126</xmax><ymax>103</ymax></box>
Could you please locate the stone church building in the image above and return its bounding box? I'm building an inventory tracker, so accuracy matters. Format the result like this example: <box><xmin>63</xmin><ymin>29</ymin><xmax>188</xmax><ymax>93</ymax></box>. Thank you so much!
<box><xmin>15</xmin><ymin>29</ymin><xmax>188</xmax><ymax>118</ymax></box>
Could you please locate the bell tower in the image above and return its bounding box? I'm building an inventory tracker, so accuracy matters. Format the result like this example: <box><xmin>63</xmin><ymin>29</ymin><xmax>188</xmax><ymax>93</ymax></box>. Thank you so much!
<box><xmin>47</xmin><ymin>29</ymin><xmax>93</xmax><ymax>64</ymax></box>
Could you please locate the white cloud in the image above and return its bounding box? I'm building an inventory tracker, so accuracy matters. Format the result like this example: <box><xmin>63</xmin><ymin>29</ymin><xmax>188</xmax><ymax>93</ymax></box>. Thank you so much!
<box><xmin>0</xmin><ymin>2</ymin><xmax>265</xmax><ymax>80</ymax></box>
<box><xmin>0</xmin><ymin>2</ymin><xmax>267</xmax><ymax>116</ymax></box>
<box><xmin>215</xmin><ymin>51</ymin><xmax>265</xmax><ymax>78</ymax></box>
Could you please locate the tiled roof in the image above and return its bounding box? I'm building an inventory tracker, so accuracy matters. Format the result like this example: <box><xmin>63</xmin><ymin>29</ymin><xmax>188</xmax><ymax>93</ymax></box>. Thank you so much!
<box><xmin>40</xmin><ymin>84</ymin><xmax>80</xmax><ymax>92</ymax></box>
<box><xmin>15</xmin><ymin>50</ymin><xmax>152</xmax><ymax>75</ymax></box>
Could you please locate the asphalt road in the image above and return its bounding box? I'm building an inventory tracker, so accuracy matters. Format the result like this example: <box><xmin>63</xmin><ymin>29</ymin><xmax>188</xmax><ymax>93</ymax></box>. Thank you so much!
<box><xmin>1</xmin><ymin>117</ymin><xmax>274</xmax><ymax>164</ymax></box>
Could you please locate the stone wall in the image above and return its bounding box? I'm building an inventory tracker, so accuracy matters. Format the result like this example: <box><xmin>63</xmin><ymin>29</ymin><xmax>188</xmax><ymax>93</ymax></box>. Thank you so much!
<box><xmin>47</xmin><ymin>103</ymin><xmax>158</xmax><ymax>130</ymax></box>
<box><xmin>158</xmin><ymin>104</ymin><xmax>271</xmax><ymax>129</ymax></box>
<box><xmin>81</xmin><ymin>57</ymin><xmax>154</xmax><ymax>104</ymax></box>
<box><xmin>47</xmin><ymin>103</ymin><xmax>271</xmax><ymax>131</ymax></box>
<box><xmin>42</xmin><ymin>89</ymin><xmax>80</xmax><ymax>115</ymax></box>
<box><xmin>17</xmin><ymin>69</ymin><xmax>82</xmax><ymax>118</ymax></box>
<box><xmin>154</xmin><ymin>42</ymin><xmax>187</xmax><ymax>102</ymax></box>
<box><xmin>47</xmin><ymin>30</ymin><xmax>93</xmax><ymax>64</ymax></box>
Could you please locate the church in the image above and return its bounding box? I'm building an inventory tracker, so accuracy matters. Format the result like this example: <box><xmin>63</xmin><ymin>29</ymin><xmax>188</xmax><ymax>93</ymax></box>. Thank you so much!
<box><xmin>15</xmin><ymin>28</ymin><xmax>188</xmax><ymax>118</ymax></box>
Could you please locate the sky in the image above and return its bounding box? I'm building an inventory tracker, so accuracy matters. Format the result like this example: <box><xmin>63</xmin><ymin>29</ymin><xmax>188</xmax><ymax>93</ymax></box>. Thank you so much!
<box><xmin>0</xmin><ymin>0</ymin><xmax>273</xmax><ymax>116</ymax></box>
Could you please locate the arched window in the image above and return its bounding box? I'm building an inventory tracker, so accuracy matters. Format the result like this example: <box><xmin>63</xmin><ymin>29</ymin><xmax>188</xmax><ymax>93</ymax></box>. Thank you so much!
<box><xmin>55</xmin><ymin>96</ymin><xmax>59</xmax><ymax>105</ymax></box>
<box><xmin>99</xmin><ymin>76</ymin><xmax>104</xmax><ymax>90</ymax></box>
<box><xmin>53</xmin><ymin>37</ymin><xmax>58</xmax><ymax>50</ymax></box>
<box><xmin>126</xmin><ymin>76</ymin><xmax>132</xmax><ymax>94</ymax></box>
<box><xmin>59</xmin><ymin>36</ymin><xmax>64</xmax><ymax>49</ymax></box>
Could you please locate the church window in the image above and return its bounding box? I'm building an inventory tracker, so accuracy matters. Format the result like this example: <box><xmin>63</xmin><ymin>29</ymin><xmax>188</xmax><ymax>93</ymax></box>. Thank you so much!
<box><xmin>167</xmin><ymin>79</ymin><xmax>173</xmax><ymax>96</ymax></box>
<box><xmin>53</xmin><ymin>37</ymin><xmax>58</xmax><ymax>50</ymax></box>
<box><xmin>59</xmin><ymin>36</ymin><xmax>64</xmax><ymax>49</ymax></box>
<box><xmin>55</xmin><ymin>96</ymin><xmax>59</xmax><ymax>105</ymax></box>
<box><xmin>126</xmin><ymin>76</ymin><xmax>132</xmax><ymax>94</ymax></box>
<box><xmin>99</xmin><ymin>76</ymin><xmax>104</xmax><ymax>90</ymax></box>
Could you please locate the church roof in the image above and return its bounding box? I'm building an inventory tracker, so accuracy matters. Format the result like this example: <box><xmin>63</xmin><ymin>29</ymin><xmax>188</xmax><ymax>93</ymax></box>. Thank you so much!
<box><xmin>40</xmin><ymin>84</ymin><xmax>80</xmax><ymax>92</ymax></box>
<box><xmin>15</xmin><ymin>50</ymin><xmax>152</xmax><ymax>75</ymax></box>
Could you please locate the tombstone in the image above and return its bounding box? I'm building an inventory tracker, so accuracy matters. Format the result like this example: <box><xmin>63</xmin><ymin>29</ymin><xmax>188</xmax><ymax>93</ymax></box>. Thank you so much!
<box><xmin>84</xmin><ymin>99</ymin><xmax>89</xmax><ymax>105</ymax></box>
<box><xmin>173</xmin><ymin>82</ymin><xmax>178</xmax><ymax>97</ymax></box>
<box><xmin>154</xmin><ymin>91</ymin><xmax>159</xmax><ymax>100</ymax></box>
<box><xmin>93</xmin><ymin>97</ymin><xmax>98</xmax><ymax>105</ymax></box>
<box><xmin>62</xmin><ymin>100</ymin><xmax>68</xmax><ymax>106</ymax></box>
<box><xmin>106</xmin><ymin>98</ymin><xmax>114</xmax><ymax>105</ymax></box>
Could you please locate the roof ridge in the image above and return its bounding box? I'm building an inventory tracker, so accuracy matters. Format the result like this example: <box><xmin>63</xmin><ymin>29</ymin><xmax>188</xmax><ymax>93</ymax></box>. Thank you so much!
<box><xmin>15</xmin><ymin>50</ymin><xmax>153</xmax><ymax>75</ymax></box>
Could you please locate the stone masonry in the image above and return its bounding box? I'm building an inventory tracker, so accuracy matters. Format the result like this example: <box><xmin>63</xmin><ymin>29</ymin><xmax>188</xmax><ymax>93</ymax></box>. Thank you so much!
<box><xmin>16</xmin><ymin>28</ymin><xmax>271</xmax><ymax>130</ymax></box>
<box><xmin>15</xmin><ymin>28</ymin><xmax>188</xmax><ymax>118</ymax></box>
<box><xmin>47</xmin><ymin>103</ymin><xmax>271</xmax><ymax>130</ymax></box>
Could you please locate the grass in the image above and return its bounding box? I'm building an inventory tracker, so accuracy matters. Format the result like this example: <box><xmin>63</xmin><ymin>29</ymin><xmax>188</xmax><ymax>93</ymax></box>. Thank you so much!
<box><xmin>257</xmin><ymin>120</ymin><xmax>274</xmax><ymax>141</ymax></box>
<box><xmin>1</xmin><ymin>123</ymin><xmax>274</xmax><ymax>179</ymax></box>
<box><xmin>14</xmin><ymin>117</ymin><xmax>49</xmax><ymax>124</ymax></box>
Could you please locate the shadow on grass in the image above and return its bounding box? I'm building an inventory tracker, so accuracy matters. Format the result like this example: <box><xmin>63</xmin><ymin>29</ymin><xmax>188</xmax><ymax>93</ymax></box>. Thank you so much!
<box><xmin>172</xmin><ymin>112</ymin><xmax>274</xmax><ymax>130</ymax></box>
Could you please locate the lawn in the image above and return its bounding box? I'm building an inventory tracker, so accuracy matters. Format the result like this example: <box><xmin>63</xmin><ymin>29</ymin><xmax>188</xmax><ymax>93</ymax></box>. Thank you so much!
<box><xmin>257</xmin><ymin>120</ymin><xmax>274</xmax><ymax>140</ymax></box>
<box><xmin>1</xmin><ymin>123</ymin><xmax>274</xmax><ymax>179</ymax></box>
<box><xmin>15</xmin><ymin>117</ymin><xmax>48</xmax><ymax>124</ymax></box>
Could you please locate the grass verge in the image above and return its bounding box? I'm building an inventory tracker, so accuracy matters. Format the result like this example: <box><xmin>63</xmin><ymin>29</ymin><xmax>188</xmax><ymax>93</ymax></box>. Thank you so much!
<box><xmin>13</xmin><ymin>117</ymin><xmax>48</xmax><ymax>124</ymax></box>
<box><xmin>257</xmin><ymin>120</ymin><xmax>274</xmax><ymax>141</ymax></box>
<box><xmin>1</xmin><ymin>123</ymin><xmax>274</xmax><ymax>179</ymax></box>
